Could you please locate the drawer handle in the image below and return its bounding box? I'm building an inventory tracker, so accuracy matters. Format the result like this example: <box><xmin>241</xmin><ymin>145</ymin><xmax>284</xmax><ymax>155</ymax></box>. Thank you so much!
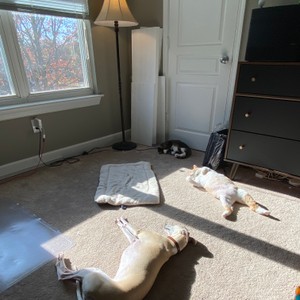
<box><xmin>239</xmin><ymin>145</ymin><xmax>245</xmax><ymax>150</ymax></box>
<box><xmin>251</xmin><ymin>77</ymin><xmax>256</xmax><ymax>82</ymax></box>
<box><xmin>244</xmin><ymin>112</ymin><xmax>251</xmax><ymax>118</ymax></box>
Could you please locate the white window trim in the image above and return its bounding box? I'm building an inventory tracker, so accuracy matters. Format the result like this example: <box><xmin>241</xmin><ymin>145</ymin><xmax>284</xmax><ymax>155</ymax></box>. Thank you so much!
<box><xmin>0</xmin><ymin>9</ymin><xmax>101</xmax><ymax>118</ymax></box>
<box><xmin>0</xmin><ymin>93</ymin><xmax>104</xmax><ymax>121</ymax></box>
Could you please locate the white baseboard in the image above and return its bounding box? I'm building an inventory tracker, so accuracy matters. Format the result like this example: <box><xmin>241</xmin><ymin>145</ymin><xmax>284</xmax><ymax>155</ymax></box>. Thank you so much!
<box><xmin>0</xmin><ymin>131</ymin><xmax>128</xmax><ymax>180</ymax></box>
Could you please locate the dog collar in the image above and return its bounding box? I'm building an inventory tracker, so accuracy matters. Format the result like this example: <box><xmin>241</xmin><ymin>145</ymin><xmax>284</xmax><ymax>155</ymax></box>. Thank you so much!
<box><xmin>167</xmin><ymin>236</ymin><xmax>181</xmax><ymax>253</ymax></box>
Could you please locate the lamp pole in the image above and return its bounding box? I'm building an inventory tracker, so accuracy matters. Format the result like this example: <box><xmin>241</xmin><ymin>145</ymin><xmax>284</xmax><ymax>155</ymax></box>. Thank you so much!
<box><xmin>114</xmin><ymin>21</ymin><xmax>125</xmax><ymax>143</ymax></box>
<box><xmin>111</xmin><ymin>20</ymin><xmax>137</xmax><ymax>151</ymax></box>
<box><xmin>94</xmin><ymin>0</ymin><xmax>138</xmax><ymax>151</ymax></box>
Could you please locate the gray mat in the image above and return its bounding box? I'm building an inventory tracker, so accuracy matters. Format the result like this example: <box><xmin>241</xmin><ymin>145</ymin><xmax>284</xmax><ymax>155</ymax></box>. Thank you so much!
<box><xmin>0</xmin><ymin>201</ymin><xmax>73</xmax><ymax>293</ymax></box>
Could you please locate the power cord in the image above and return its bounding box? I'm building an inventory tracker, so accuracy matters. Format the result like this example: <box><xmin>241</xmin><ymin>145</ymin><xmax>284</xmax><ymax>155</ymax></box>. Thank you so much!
<box><xmin>254</xmin><ymin>169</ymin><xmax>300</xmax><ymax>187</ymax></box>
<box><xmin>255</xmin><ymin>169</ymin><xmax>288</xmax><ymax>181</ymax></box>
<box><xmin>38</xmin><ymin>128</ymin><xmax>81</xmax><ymax>167</ymax></box>
<box><xmin>0</xmin><ymin>131</ymin><xmax>158</xmax><ymax>185</ymax></box>
<box><xmin>136</xmin><ymin>146</ymin><xmax>157</xmax><ymax>151</ymax></box>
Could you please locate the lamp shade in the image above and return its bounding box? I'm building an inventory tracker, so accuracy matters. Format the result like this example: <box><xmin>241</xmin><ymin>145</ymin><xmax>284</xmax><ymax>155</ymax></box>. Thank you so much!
<box><xmin>94</xmin><ymin>0</ymin><xmax>138</xmax><ymax>27</ymax></box>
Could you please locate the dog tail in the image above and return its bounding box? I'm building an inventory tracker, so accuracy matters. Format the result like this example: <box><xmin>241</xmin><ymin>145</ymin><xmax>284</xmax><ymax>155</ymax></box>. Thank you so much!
<box><xmin>241</xmin><ymin>191</ymin><xmax>270</xmax><ymax>216</ymax></box>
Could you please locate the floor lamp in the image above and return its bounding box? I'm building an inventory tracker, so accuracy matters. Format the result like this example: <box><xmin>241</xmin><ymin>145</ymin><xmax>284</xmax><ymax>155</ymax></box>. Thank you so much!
<box><xmin>95</xmin><ymin>0</ymin><xmax>138</xmax><ymax>151</ymax></box>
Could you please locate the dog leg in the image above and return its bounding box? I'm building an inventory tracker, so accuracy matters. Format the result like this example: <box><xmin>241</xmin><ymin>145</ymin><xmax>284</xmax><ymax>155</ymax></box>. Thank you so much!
<box><xmin>219</xmin><ymin>196</ymin><xmax>233</xmax><ymax>218</ymax></box>
<box><xmin>56</xmin><ymin>253</ymin><xmax>78</xmax><ymax>280</ymax></box>
<box><xmin>237</xmin><ymin>188</ymin><xmax>270</xmax><ymax>216</ymax></box>
<box><xmin>56</xmin><ymin>254</ymin><xmax>112</xmax><ymax>300</ymax></box>
<box><xmin>116</xmin><ymin>217</ymin><xmax>139</xmax><ymax>243</ymax></box>
<box><xmin>56</xmin><ymin>253</ymin><xmax>101</xmax><ymax>281</ymax></box>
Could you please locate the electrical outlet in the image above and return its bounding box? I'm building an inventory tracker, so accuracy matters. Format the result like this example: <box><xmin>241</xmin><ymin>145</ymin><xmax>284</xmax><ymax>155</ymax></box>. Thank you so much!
<box><xmin>31</xmin><ymin>118</ymin><xmax>43</xmax><ymax>133</ymax></box>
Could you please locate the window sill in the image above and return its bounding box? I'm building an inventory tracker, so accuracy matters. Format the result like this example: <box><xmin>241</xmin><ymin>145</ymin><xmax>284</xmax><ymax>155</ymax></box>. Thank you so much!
<box><xmin>0</xmin><ymin>94</ymin><xmax>104</xmax><ymax>122</ymax></box>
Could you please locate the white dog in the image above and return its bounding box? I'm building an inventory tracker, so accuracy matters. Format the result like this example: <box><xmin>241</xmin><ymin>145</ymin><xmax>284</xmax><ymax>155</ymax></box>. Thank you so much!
<box><xmin>56</xmin><ymin>217</ymin><xmax>192</xmax><ymax>300</ymax></box>
<box><xmin>187</xmin><ymin>165</ymin><xmax>270</xmax><ymax>218</ymax></box>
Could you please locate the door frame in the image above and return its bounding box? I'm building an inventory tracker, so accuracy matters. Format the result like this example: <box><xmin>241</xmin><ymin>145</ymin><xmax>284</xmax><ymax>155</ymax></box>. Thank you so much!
<box><xmin>162</xmin><ymin>0</ymin><xmax>246</xmax><ymax>138</ymax></box>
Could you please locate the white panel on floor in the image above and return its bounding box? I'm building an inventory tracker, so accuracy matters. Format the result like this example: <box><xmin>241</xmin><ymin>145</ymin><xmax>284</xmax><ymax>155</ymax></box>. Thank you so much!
<box><xmin>131</xmin><ymin>82</ymin><xmax>158</xmax><ymax>146</ymax></box>
<box><xmin>156</xmin><ymin>76</ymin><xmax>166</xmax><ymax>144</ymax></box>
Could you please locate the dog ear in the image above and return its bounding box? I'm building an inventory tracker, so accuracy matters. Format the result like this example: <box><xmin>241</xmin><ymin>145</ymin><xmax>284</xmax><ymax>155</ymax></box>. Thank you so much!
<box><xmin>192</xmin><ymin>165</ymin><xmax>198</xmax><ymax>170</ymax></box>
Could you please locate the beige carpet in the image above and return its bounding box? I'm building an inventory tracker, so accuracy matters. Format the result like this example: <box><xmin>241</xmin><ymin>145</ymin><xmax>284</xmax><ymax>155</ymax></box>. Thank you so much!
<box><xmin>0</xmin><ymin>146</ymin><xmax>299</xmax><ymax>300</ymax></box>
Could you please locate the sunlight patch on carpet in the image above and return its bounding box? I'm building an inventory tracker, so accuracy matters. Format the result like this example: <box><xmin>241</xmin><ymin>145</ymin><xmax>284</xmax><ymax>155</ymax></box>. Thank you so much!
<box><xmin>0</xmin><ymin>201</ymin><xmax>73</xmax><ymax>293</ymax></box>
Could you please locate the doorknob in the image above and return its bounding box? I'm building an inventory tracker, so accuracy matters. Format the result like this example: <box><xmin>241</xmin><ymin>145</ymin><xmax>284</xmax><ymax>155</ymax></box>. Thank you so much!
<box><xmin>219</xmin><ymin>55</ymin><xmax>229</xmax><ymax>64</ymax></box>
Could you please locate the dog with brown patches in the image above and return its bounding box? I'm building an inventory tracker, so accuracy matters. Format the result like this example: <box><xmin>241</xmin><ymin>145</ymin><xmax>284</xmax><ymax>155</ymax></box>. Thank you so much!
<box><xmin>56</xmin><ymin>217</ymin><xmax>192</xmax><ymax>300</ymax></box>
<box><xmin>186</xmin><ymin>165</ymin><xmax>270</xmax><ymax>218</ymax></box>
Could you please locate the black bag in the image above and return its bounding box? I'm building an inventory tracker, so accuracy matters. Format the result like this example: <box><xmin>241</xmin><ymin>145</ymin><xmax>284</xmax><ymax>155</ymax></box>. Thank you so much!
<box><xmin>202</xmin><ymin>129</ymin><xmax>228</xmax><ymax>170</ymax></box>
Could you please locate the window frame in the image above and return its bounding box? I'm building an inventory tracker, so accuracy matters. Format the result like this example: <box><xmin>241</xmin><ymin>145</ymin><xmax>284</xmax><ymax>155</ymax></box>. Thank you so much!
<box><xmin>0</xmin><ymin>8</ymin><xmax>102</xmax><ymax>121</ymax></box>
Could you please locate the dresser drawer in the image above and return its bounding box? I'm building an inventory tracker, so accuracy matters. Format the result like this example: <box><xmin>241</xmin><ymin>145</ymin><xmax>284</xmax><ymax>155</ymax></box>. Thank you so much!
<box><xmin>237</xmin><ymin>63</ymin><xmax>300</xmax><ymax>98</ymax></box>
<box><xmin>226</xmin><ymin>131</ymin><xmax>300</xmax><ymax>176</ymax></box>
<box><xmin>231</xmin><ymin>97</ymin><xmax>300</xmax><ymax>141</ymax></box>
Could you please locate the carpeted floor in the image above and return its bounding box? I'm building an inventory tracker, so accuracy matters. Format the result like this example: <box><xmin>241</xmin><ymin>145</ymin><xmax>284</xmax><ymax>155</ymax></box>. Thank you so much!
<box><xmin>0</xmin><ymin>146</ymin><xmax>299</xmax><ymax>300</ymax></box>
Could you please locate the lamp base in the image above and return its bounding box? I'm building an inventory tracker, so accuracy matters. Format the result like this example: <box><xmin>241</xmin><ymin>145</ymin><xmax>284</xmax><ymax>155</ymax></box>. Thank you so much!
<box><xmin>112</xmin><ymin>141</ymin><xmax>137</xmax><ymax>151</ymax></box>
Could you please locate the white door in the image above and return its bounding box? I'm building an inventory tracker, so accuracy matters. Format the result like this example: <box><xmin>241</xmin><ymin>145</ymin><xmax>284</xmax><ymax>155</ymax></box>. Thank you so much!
<box><xmin>164</xmin><ymin>0</ymin><xmax>246</xmax><ymax>150</ymax></box>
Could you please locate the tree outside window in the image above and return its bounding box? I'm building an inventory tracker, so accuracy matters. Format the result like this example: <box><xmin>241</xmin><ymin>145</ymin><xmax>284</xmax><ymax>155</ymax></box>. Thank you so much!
<box><xmin>0</xmin><ymin>9</ymin><xmax>94</xmax><ymax>106</ymax></box>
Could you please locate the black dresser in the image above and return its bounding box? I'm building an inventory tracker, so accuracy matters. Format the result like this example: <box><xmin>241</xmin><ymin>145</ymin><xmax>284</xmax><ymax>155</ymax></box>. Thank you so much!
<box><xmin>225</xmin><ymin>62</ymin><xmax>300</xmax><ymax>178</ymax></box>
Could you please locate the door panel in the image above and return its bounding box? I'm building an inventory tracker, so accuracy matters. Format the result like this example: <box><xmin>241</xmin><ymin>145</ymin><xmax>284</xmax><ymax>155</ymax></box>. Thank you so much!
<box><xmin>175</xmin><ymin>83</ymin><xmax>215</xmax><ymax>133</ymax></box>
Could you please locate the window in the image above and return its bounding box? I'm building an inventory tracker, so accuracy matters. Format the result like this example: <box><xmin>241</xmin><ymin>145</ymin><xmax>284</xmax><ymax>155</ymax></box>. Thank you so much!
<box><xmin>0</xmin><ymin>0</ymin><xmax>101</xmax><ymax>120</ymax></box>
<box><xmin>0</xmin><ymin>31</ymin><xmax>14</xmax><ymax>97</ymax></box>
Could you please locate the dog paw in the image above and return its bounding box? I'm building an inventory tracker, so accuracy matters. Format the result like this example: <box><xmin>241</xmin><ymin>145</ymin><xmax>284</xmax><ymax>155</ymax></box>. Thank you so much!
<box><xmin>57</xmin><ymin>253</ymin><xmax>64</xmax><ymax>260</ymax></box>
<box><xmin>256</xmin><ymin>206</ymin><xmax>271</xmax><ymax>216</ymax></box>
<box><xmin>222</xmin><ymin>211</ymin><xmax>232</xmax><ymax>218</ymax></box>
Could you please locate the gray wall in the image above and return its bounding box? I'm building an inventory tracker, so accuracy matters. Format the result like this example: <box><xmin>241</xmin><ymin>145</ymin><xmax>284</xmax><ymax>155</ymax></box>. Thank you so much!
<box><xmin>0</xmin><ymin>0</ymin><xmax>298</xmax><ymax>166</ymax></box>
<box><xmin>0</xmin><ymin>0</ymin><xmax>162</xmax><ymax>166</ymax></box>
